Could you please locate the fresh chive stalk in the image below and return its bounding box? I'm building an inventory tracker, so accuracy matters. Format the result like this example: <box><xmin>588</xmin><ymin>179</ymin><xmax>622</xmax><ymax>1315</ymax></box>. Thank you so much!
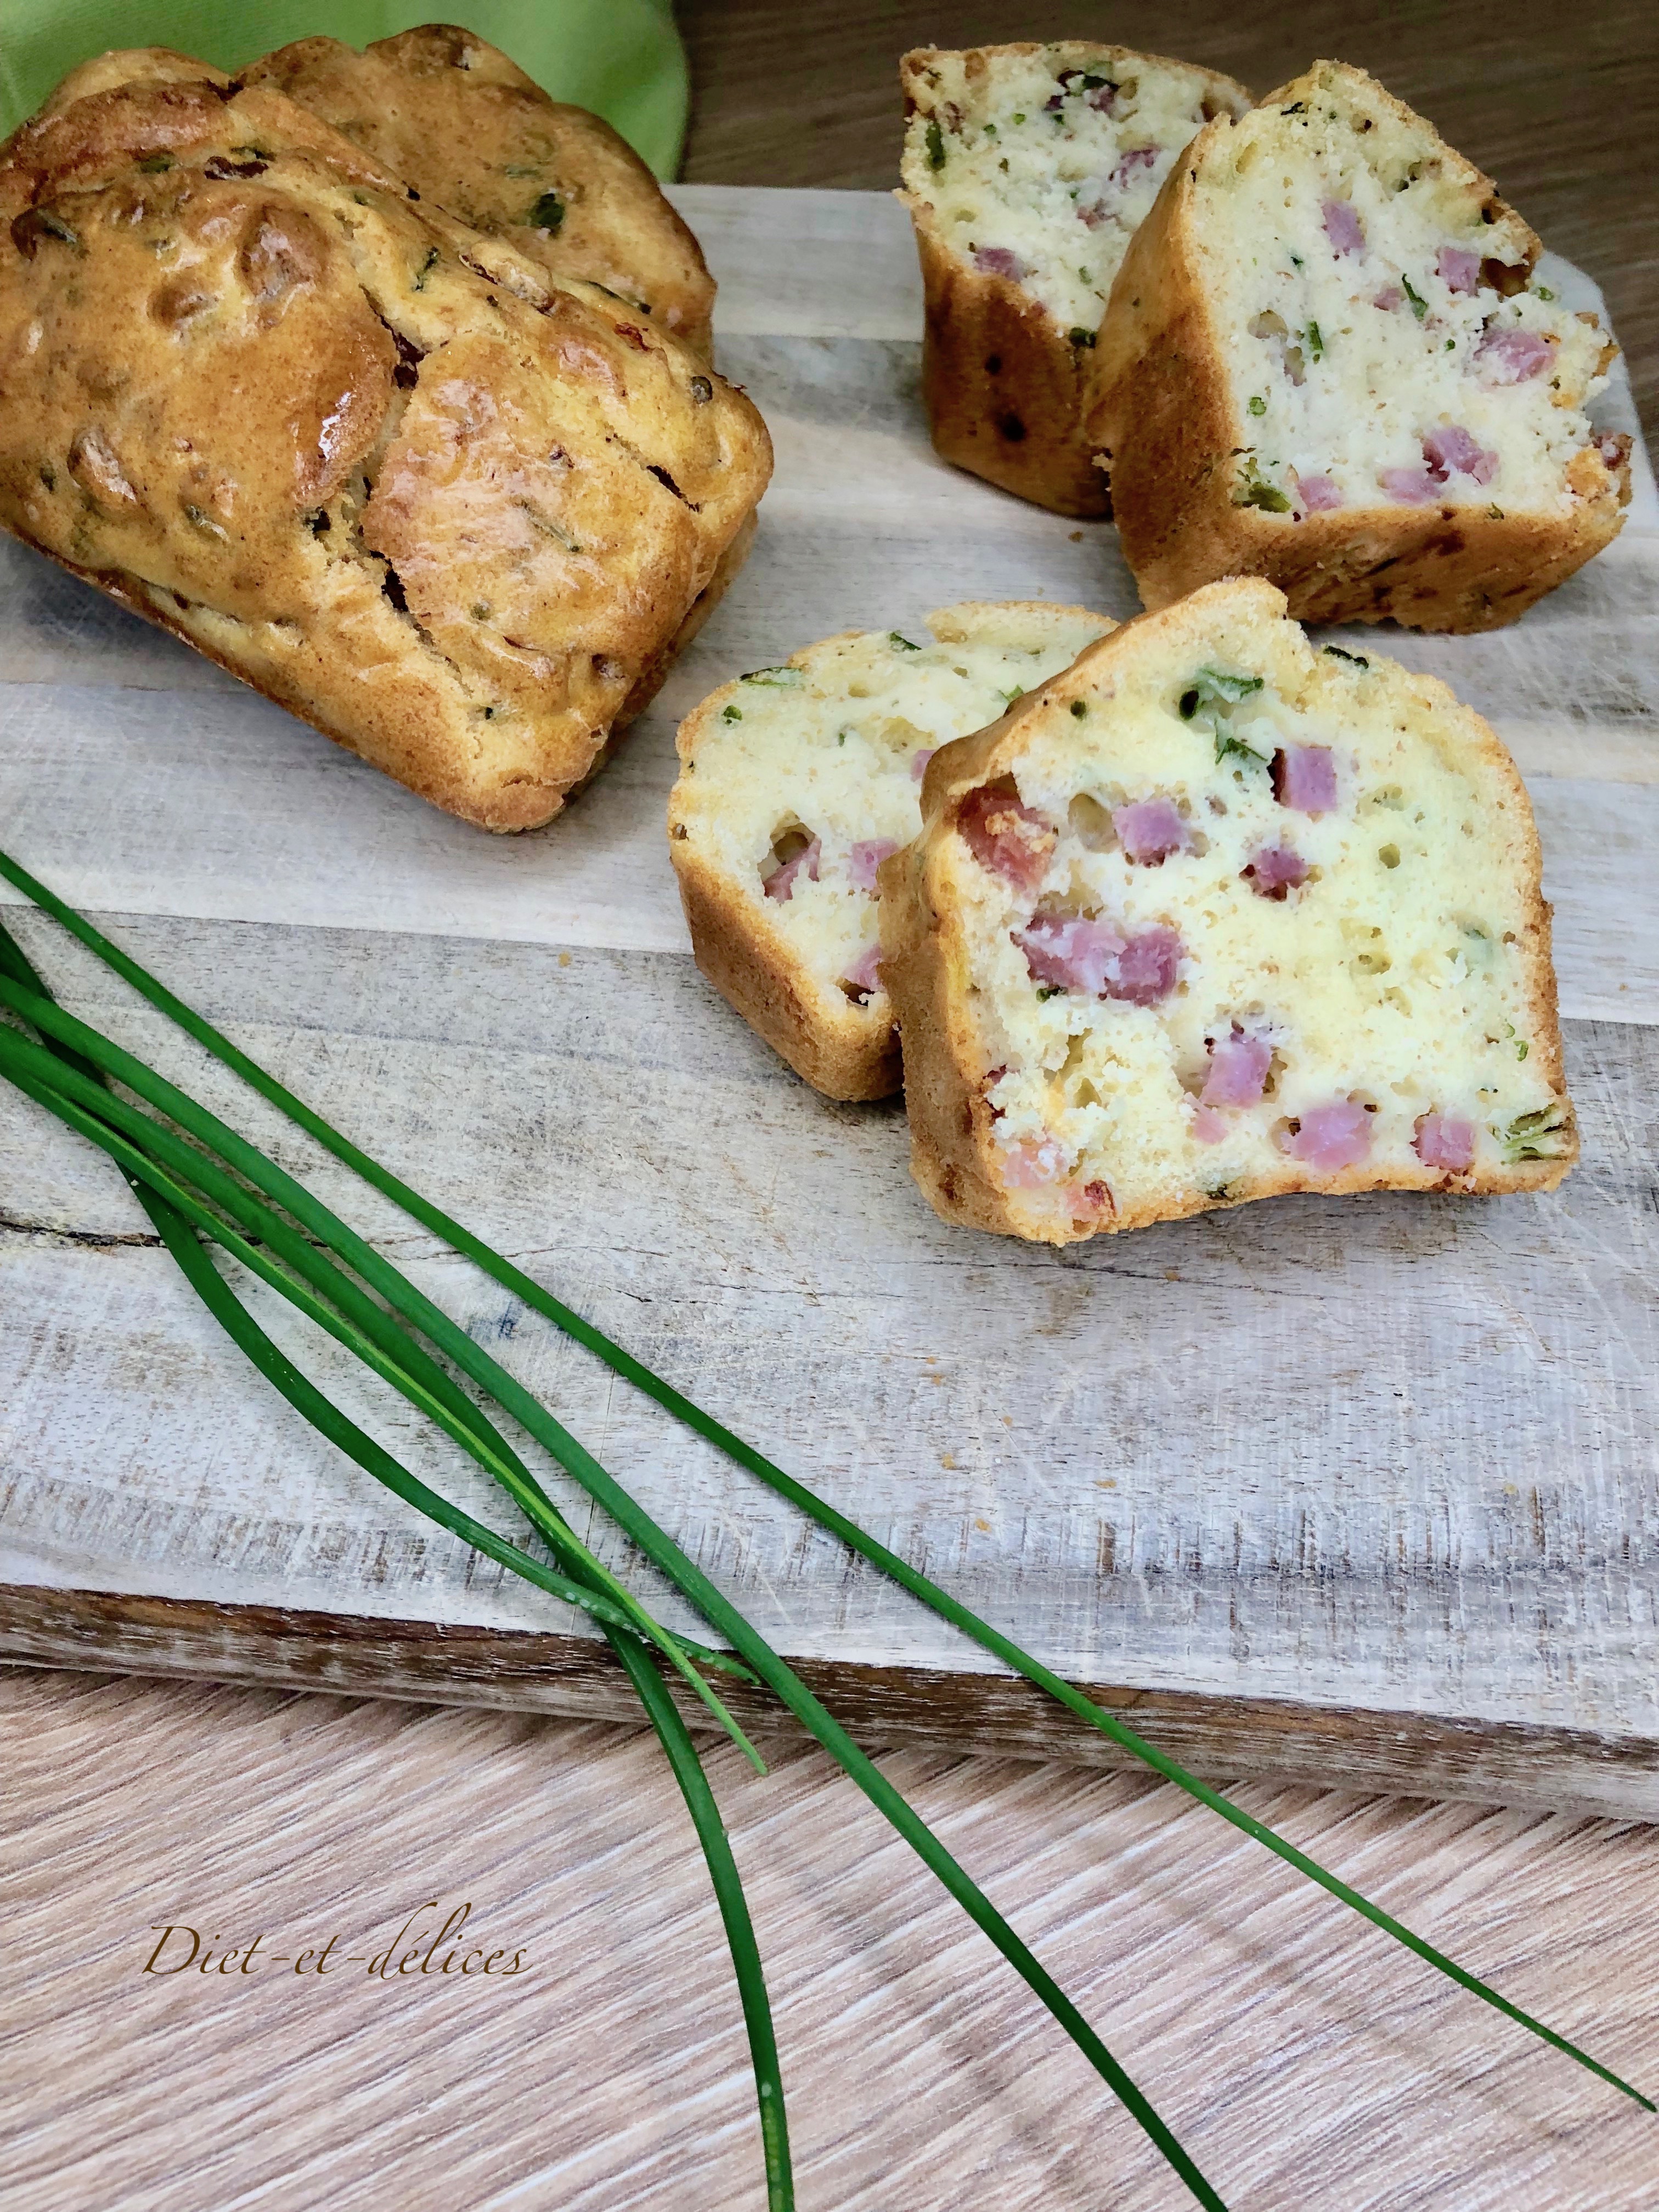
<box><xmin>0</xmin><ymin>924</ymin><xmax>794</xmax><ymax>2212</ymax></box>
<box><xmin>0</xmin><ymin>909</ymin><xmax>1223</xmax><ymax>2206</ymax></box>
<box><xmin>1</xmin><ymin>848</ymin><xmax>1650</xmax><ymax>2138</ymax></box>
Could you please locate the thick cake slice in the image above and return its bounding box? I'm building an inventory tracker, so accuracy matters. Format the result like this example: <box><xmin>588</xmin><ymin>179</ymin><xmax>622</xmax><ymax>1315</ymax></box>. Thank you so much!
<box><xmin>669</xmin><ymin>603</ymin><xmax>1113</xmax><ymax>1099</ymax></box>
<box><xmin>242</xmin><ymin>26</ymin><xmax>716</xmax><ymax>359</ymax></box>
<box><xmin>881</xmin><ymin>578</ymin><xmax>1575</xmax><ymax>1243</ymax></box>
<box><xmin>1088</xmin><ymin>61</ymin><xmax>1630</xmax><ymax>630</ymax></box>
<box><xmin>898</xmin><ymin>42</ymin><xmax>1250</xmax><ymax>515</ymax></box>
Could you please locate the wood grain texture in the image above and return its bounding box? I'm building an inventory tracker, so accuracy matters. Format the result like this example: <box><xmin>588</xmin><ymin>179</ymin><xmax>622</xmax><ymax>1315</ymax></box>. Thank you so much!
<box><xmin>2</xmin><ymin>1663</ymin><xmax>1656</xmax><ymax>2212</ymax></box>
<box><xmin>1</xmin><ymin>187</ymin><xmax>1656</xmax><ymax>1812</ymax></box>
<box><xmin>676</xmin><ymin>0</ymin><xmax>1659</xmax><ymax>444</ymax></box>
<box><xmin>3</xmin><ymin>32</ymin><xmax>1658</xmax><ymax>2210</ymax></box>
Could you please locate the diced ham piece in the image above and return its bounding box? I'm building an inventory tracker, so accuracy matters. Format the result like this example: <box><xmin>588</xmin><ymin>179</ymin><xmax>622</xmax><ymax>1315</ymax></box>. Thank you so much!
<box><xmin>1200</xmin><ymin>1028</ymin><xmax>1272</xmax><ymax>1109</ymax></box>
<box><xmin>1112</xmin><ymin>795</ymin><xmax>1190</xmax><ymax>864</ymax></box>
<box><xmin>1380</xmin><ymin>465</ymin><xmax>1443</xmax><ymax>504</ymax></box>
<box><xmin>1192</xmin><ymin>1104</ymin><xmax>1228</xmax><ymax>1146</ymax></box>
<box><xmin>847</xmin><ymin>838</ymin><xmax>899</xmax><ymax>891</ymax></box>
<box><xmin>1272</xmin><ymin>746</ymin><xmax>1338</xmax><ymax>815</ymax></box>
<box><xmin>763</xmin><ymin>837</ymin><xmax>820</xmax><ymax>902</ymax></box>
<box><xmin>956</xmin><ymin>785</ymin><xmax>1057</xmax><ymax>894</ymax></box>
<box><xmin>1371</xmin><ymin>285</ymin><xmax>1403</xmax><ymax>311</ymax></box>
<box><xmin>1279</xmin><ymin>1099</ymin><xmax>1374</xmax><ymax>1171</ymax></box>
<box><xmin>1293</xmin><ymin>471</ymin><xmax>1343</xmax><ymax>512</ymax></box>
<box><xmin>1107</xmin><ymin>926</ymin><xmax>1183</xmax><ymax>1006</ymax></box>
<box><xmin>1322</xmin><ymin>198</ymin><xmax>1365</xmax><ymax>256</ymax></box>
<box><xmin>998</xmin><ymin>1135</ymin><xmax>1067</xmax><ymax>1188</ymax></box>
<box><xmin>1078</xmin><ymin>146</ymin><xmax>1156</xmax><ymax>224</ymax></box>
<box><xmin>1014</xmin><ymin>916</ymin><xmax>1125</xmax><ymax>997</ymax></box>
<box><xmin>1597</xmin><ymin>432</ymin><xmax>1631</xmax><ymax>471</ymax></box>
<box><xmin>974</xmin><ymin>246</ymin><xmax>1029</xmax><ymax>281</ymax></box>
<box><xmin>1437</xmin><ymin>246</ymin><xmax>1480</xmax><ymax>294</ymax></box>
<box><xmin>1414</xmin><ymin>1111</ymin><xmax>1476</xmax><ymax>1172</ymax></box>
<box><xmin>1244</xmin><ymin>844</ymin><xmax>1309</xmax><ymax>899</ymax></box>
<box><xmin>1423</xmin><ymin>424</ymin><xmax>1498</xmax><ymax>485</ymax></box>
<box><xmin>911</xmin><ymin>747</ymin><xmax>936</xmax><ymax>784</ymax></box>
<box><xmin>841</xmin><ymin>942</ymin><xmax>884</xmax><ymax>996</ymax></box>
<box><xmin>1086</xmin><ymin>82</ymin><xmax>1118</xmax><ymax>113</ymax></box>
<box><xmin>1475</xmin><ymin>326</ymin><xmax>1553</xmax><ymax>385</ymax></box>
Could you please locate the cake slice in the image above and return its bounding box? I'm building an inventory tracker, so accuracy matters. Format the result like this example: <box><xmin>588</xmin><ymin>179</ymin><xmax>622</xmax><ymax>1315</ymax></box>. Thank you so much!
<box><xmin>898</xmin><ymin>42</ymin><xmax>1250</xmax><ymax>515</ymax></box>
<box><xmin>669</xmin><ymin>603</ymin><xmax>1114</xmax><ymax>1099</ymax></box>
<box><xmin>1088</xmin><ymin>61</ymin><xmax>1630</xmax><ymax>630</ymax></box>
<box><xmin>881</xmin><ymin>577</ymin><xmax>1575</xmax><ymax>1243</ymax></box>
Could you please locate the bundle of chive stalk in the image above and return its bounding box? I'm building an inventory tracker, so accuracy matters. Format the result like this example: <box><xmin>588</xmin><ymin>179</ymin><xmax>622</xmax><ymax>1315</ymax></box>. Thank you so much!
<box><xmin>0</xmin><ymin>843</ymin><xmax>1647</xmax><ymax>2210</ymax></box>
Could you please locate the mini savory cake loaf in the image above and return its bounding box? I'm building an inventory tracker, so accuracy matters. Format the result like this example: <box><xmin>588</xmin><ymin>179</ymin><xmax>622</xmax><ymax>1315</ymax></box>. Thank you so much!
<box><xmin>669</xmin><ymin>603</ymin><xmax>1113</xmax><ymax>1099</ymax></box>
<box><xmin>881</xmin><ymin>577</ymin><xmax>1575</xmax><ymax>1243</ymax></box>
<box><xmin>242</xmin><ymin>25</ymin><xmax>716</xmax><ymax>358</ymax></box>
<box><xmin>898</xmin><ymin>42</ymin><xmax>1250</xmax><ymax>515</ymax></box>
<box><xmin>0</xmin><ymin>70</ymin><xmax>770</xmax><ymax>831</ymax></box>
<box><xmin>1089</xmin><ymin>61</ymin><xmax>1630</xmax><ymax>631</ymax></box>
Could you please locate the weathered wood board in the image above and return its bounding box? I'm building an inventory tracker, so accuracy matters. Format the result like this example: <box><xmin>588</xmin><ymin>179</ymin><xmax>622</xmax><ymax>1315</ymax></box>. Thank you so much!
<box><xmin>1</xmin><ymin>189</ymin><xmax>1656</xmax><ymax>1815</ymax></box>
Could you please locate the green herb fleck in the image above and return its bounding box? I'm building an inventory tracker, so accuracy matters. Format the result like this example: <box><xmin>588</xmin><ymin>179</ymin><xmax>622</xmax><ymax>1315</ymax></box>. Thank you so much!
<box><xmin>1036</xmin><ymin>984</ymin><xmax>1064</xmax><ymax>1001</ymax></box>
<box><xmin>1216</xmin><ymin>731</ymin><xmax>1269</xmax><ymax>769</ymax></box>
<box><xmin>1516</xmin><ymin>1040</ymin><xmax>1529</xmax><ymax>1060</ymax></box>
<box><xmin>1248</xmin><ymin>394</ymin><xmax>1266</xmax><ymax>417</ymax></box>
<box><xmin>1070</xmin><ymin>699</ymin><xmax>1087</xmax><ymax>719</ymax></box>
<box><xmin>1001</xmin><ymin>686</ymin><xmax>1024</xmax><ymax>706</ymax></box>
<box><xmin>1502</xmin><ymin>1102</ymin><xmax>1570</xmax><ymax>1161</ymax></box>
<box><xmin>527</xmin><ymin>190</ymin><xmax>565</xmax><ymax>234</ymax></box>
<box><xmin>926</xmin><ymin>119</ymin><xmax>946</xmax><ymax>170</ymax></box>
<box><xmin>1535</xmin><ymin>284</ymin><xmax>1554</xmax><ymax>301</ymax></box>
<box><xmin>1289</xmin><ymin>251</ymin><xmax>1304</xmax><ymax>269</ymax></box>
<box><xmin>1234</xmin><ymin>458</ymin><xmax>1291</xmax><ymax>512</ymax></box>
<box><xmin>1488</xmin><ymin>504</ymin><xmax>1505</xmax><ymax>520</ymax></box>
<box><xmin>1012</xmin><ymin>111</ymin><xmax>1026</xmax><ymax>125</ymax></box>
<box><xmin>740</xmin><ymin>665</ymin><xmax>804</xmax><ymax>687</ymax></box>
<box><xmin>1302</xmin><ymin>319</ymin><xmax>1324</xmax><ymax>362</ymax></box>
<box><xmin>1068</xmin><ymin>326</ymin><xmax>1097</xmax><ymax>348</ymax></box>
<box><xmin>889</xmin><ymin>631</ymin><xmax>921</xmax><ymax>651</ymax></box>
<box><xmin>721</xmin><ymin>703</ymin><xmax>742</xmax><ymax>722</ymax></box>
<box><xmin>412</xmin><ymin>246</ymin><xmax>440</xmax><ymax>291</ymax></box>
<box><xmin>137</xmin><ymin>154</ymin><xmax>173</xmax><ymax>174</ymax></box>
<box><xmin>983</xmin><ymin>122</ymin><xmax>997</xmax><ymax>137</ymax></box>
<box><xmin>1204</xmin><ymin>1182</ymin><xmax>1230</xmax><ymax>1200</ymax></box>
<box><xmin>1323</xmin><ymin>645</ymin><xmax>1370</xmax><ymax>668</ymax></box>
<box><xmin>1446</xmin><ymin>337</ymin><xmax>1456</xmax><ymax>351</ymax></box>
<box><xmin>1402</xmin><ymin>274</ymin><xmax>1427</xmax><ymax>320</ymax></box>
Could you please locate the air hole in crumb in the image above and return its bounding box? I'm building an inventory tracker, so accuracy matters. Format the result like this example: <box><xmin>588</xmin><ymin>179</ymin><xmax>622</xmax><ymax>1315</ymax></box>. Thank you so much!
<box><xmin>381</xmin><ymin>563</ymin><xmax>409</xmax><ymax>614</ymax></box>
<box><xmin>1067</xmin><ymin>793</ymin><xmax>1115</xmax><ymax>850</ymax></box>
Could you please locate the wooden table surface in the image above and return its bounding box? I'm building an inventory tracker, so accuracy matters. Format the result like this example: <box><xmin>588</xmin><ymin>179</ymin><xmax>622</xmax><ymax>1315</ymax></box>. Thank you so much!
<box><xmin>4</xmin><ymin>8</ymin><xmax>1657</xmax><ymax>2208</ymax></box>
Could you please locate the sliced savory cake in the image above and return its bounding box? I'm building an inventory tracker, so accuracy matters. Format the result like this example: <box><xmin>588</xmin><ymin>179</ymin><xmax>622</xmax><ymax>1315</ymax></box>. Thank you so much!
<box><xmin>669</xmin><ymin>603</ymin><xmax>1114</xmax><ymax>1099</ymax></box>
<box><xmin>881</xmin><ymin>577</ymin><xmax>1575</xmax><ymax>1243</ymax></box>
<box><xmin>1089</xmin><ymin>61</ymin><xmax>1630</xmax><ymax>630</ymax></box>
<box><xmin>898</xmin><ymin>42</ymin><xmax>1251</xmax><ymax>515</ymax></box>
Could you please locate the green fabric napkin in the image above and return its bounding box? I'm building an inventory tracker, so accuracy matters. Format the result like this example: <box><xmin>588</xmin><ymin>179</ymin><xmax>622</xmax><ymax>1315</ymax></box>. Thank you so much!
<box><xmin>0</xmin><ymin>1</ymin><xmax>690</xmax><ymax>175</ymax></box>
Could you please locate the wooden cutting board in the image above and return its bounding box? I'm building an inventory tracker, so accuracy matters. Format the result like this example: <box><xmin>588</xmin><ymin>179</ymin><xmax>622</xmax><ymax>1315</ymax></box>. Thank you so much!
<box><xmin>2</xmin><ymin>188</ymin><xmax>1655</xmax><ymax>1818</ymax></box>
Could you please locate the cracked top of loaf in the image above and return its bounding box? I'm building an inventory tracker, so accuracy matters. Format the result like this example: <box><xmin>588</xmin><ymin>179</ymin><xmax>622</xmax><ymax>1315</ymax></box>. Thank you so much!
<box><xmin>241</xmin><ymin>26</ymin><xmax>715</xmax><ymax>359</ymax></box>
<box><xmin>0</xmin><ymin>71</ymin><xmax>770</xmax><ymax>830</ymax></box>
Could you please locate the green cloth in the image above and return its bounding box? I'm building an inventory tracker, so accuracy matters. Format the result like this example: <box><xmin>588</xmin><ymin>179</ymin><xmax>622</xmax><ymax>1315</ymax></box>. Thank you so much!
<box><xmin>0</xmin><ymin>1</ymin><xmax>690</xmax><ymax>175</ymax></box>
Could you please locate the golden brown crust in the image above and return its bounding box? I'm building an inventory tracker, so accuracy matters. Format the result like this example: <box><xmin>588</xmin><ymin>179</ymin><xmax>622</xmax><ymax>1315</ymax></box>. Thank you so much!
<box><xmin>902</xmin><ymin>202</ymin><xmax>1109</xmax><ymax>517</ymax></box>
<box><xmin>899</xmin><ymin>42</ymin><xmax>1251</xmax><ymax>518</ymax></box>
<box><xmin>0</xmin><ymin>70</ymin><xmax>769</xmax><ymax>832</ymax></box>
<box><xmin>669</xmin><ymin>625</ymin><xmax>901</xmax><ymax>1102</ymax></box>
<box><xmin>881</xmin><ymin>578</ymin><xmax>1575</xmax><ymax>1244</ymax></box>
<box><xmin>243</xmin><ymin>27</ymin><xmax>715</xmax><ymax>358</ymax></box>
<box><xmin>675</xmin><ymin>839</ymin><xmax>905</xmax><ymax>1102</ymax></box>
<box><xmin>1087</xmin><ymin>66</ymin><xmax>1630</xmax><ymax>632</ymax></box>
